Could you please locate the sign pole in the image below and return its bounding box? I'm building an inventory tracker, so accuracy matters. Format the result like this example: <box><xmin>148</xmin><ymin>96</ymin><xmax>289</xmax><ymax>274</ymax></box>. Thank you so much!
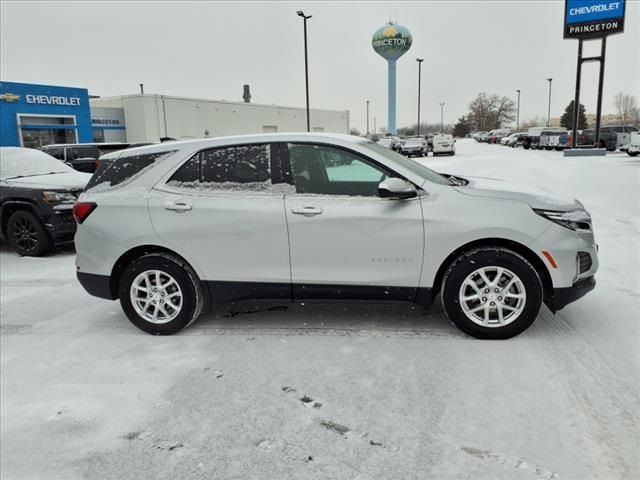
<box><xmin>594</xmin><ymin>36</ymin><xmax>607</xmax><ymax>149</ymax></box>
<box><xmin>571</xmin><ymin>39</ymin><xmax>583</xmax><ymax>148</ymax></box>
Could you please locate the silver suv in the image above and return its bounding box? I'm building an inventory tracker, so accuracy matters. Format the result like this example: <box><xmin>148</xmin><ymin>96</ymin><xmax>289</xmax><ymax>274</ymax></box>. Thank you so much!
<box><xmin>74</xmin><ymin>133</ymin><xmax>598</xmax><ymax>339</ymax></box>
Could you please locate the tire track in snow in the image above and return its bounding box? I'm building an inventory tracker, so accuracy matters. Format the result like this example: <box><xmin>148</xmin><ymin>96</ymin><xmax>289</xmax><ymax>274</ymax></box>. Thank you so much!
<box><xmin>533</xmin><ymin>308</ymin><xmax>639</xmax><ymax>478</ymax></box>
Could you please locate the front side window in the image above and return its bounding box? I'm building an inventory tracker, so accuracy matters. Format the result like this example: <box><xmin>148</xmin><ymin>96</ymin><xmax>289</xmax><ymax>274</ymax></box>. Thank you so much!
<box><xmin>362</xmin><ymin>141</ymin><xmax>452</xmax><ymax>186</ymax></box>
<box><xmin>287</xmin><ymin>143</ymin><xmax>391</xmax><ymax>196</ymax></box>
<box><xmin>167</xmin><ymin>144</ymin><xmax>272</xmax><ymax>192</ymax></box>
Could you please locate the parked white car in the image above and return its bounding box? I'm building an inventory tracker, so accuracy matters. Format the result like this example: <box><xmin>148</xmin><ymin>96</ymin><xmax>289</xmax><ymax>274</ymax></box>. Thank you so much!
<box><xmin>74</xmin><ymin>133</ymin><xmax>598</xmax><ymax>339</ymax></box>
<box><xmin>623</xmin><ymin>132</ymin><xmax>640</xmax><ymax>157</ymax></box>
<box><xmin>400</xmin><ymin>138</ymin><xmax>427</xmax><ymax>157</ymax></box>
<box><xmin>432</xmin><ymin>134</ymin><xmax>456</xmax><ymax>155</ymax></box>
<box><xmin>500</xmin><ymin>134</ymin><xmax>514</xmax><ymax>146</ymax></box>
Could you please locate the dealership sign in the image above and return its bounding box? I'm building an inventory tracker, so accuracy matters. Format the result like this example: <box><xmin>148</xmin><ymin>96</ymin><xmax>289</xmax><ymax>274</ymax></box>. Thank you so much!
<box><xmin>564</xmin><ymin>0</ymin><xmax>625</xmax><ymax>38</ymax></box>
<box><xmin>25</xmin><ymin>94</ymin><xmax>81</xmax><ymax>106</ymax></box>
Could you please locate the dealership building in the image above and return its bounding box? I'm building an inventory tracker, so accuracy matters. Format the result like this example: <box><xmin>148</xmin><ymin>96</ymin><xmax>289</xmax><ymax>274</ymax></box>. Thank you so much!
<box><xmin>0</xmin><ymin>81</ymin><xmax>350</xmax><ymax>148</ymax></box>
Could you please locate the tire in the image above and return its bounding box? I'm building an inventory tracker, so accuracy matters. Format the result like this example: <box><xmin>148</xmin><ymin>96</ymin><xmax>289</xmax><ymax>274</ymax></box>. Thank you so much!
<box><xmin>628</xmin><ymin>151</ymin><xmax>639</xmax><ymax>157</ymax></box>
<box><xmin>440</xmin><ymin>247</ymin><xmax>543</xmax><ymax>339</ymax></box>
<box><xmin>7</xmin><ymin>210</ymin><xmax>52</xmax><ymax>256</ymax></box>
<box><xmin>119</xmin><ymin>253</ymin><xmax>204</xmax><ymax>335</ymax></box>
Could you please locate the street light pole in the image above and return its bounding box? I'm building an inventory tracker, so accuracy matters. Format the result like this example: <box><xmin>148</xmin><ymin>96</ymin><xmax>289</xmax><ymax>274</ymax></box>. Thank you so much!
<box><xmin>297</xmin><ymin>11</ymin><xmax>312</xmax><ymax>132</ymax></box>
<box><xmin>366</xmin><ymin>100</ymin><xmax>370</xmax><ymax>136</ymax></box>
<box><xmin>516</xmin><ymin>89</ymin><xmax>521</xmax><ymax>131</ymax></box>
<box><xmin>439</xmin><ymin>102</ymin><xmax>445</xmax><ymax>132</ymax></box>
<box><xmin>416</xmin><ymin>58</ymin><xmax>424</xmax><ymax>136</ymax></box>
<box><xmin>546</xmin><ymin>78</ymin><xmax>553</xmax><ymax>127</ymax></box>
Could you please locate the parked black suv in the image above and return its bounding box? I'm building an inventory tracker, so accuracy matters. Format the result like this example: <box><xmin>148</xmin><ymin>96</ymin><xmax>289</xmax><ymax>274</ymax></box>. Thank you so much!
<box><xmin>0</xmin><ymin>147</ymin><xmax>91</xmax><ymax>256</ymax></box>
<box><xmin>582</xmin><ymin>125</ymin><xmax>638</xmax><ymax>151</ymax></box>
<box><xmin>40</xmin><ymin>142</ymin><xmax>152</xmax><ymax>173</ymax></box>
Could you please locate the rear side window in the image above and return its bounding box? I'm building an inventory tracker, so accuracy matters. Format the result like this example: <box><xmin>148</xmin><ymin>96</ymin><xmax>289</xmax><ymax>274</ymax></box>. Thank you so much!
<box><xmin>85</xmin><ymin>151</ymin><xmax>174</xmax><ymax>192</ymax></box>
<box><xmin>68</xmin><ymin>146</ymin><xmax>100</xmax><ymax>160</ymax></box>
<box><xmin>167</xmin><ymin>144</ymin><xmax>273</xmax><ymax>192</ymax></box>
<box><xmin>42</xmin><ymin>147</ymin><xmax>64</xmax><ymax>160</ymax></box>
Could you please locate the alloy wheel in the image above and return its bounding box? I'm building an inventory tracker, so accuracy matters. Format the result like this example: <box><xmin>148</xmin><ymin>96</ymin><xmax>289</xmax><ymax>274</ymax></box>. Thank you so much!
<box><xmin>130</xmin><ymin>270</ymin><xmax>183</xmax><ymax>324</ymax></box>
<box><xmin>10</xmin><ymin>217</ymin><xmax>39</xmax><ymax>253</ymax></box>
<box><xmin>458</xmin><ymin>266</ymin><xmax>527</xmax><ymax>327</ymax></box>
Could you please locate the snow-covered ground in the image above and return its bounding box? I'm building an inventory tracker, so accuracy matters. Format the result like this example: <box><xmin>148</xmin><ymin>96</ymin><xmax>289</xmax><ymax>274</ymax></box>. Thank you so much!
<box><xmin>1</xmin><ymin>139</ymin><xmax>638</xmax><ymax>479</ymax></box>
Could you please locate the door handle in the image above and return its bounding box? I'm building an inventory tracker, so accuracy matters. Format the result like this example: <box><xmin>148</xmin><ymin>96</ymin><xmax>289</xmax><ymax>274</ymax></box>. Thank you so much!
<box><xmin>291</xmin><ymin>206</ymin><xmax>323</xmax><ymax>216</ymax></box>
<box><xmin>164</xmin><ymin>201</ymin><xmax>192</xmax><ymax>212</ymax></box>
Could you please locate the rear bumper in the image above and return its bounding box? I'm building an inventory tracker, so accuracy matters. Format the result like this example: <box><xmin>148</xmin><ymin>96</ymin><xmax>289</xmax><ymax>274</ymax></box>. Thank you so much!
<box><xmin>550</xmin><ymin>276</ymin><xmax>596</xmax><ymax>312</ymax></box>
<box><xmin>77</xmin><ymin>272</ymin><xmax>115</xmax><ymax>300</ymax></box>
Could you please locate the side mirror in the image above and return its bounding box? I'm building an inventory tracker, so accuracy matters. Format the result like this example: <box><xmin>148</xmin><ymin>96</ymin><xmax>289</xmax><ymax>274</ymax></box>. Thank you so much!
<box><xmin>378</xmin><ymin>178</ymin><xmax>417</xmax><ymax>199</ymax></box>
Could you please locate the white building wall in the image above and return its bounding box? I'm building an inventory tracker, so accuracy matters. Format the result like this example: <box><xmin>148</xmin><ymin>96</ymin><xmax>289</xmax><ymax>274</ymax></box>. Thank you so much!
<box><xmin>91</xmin><ymin>94</ymin><xmax>349</xmax><ymax>143</ymax></box>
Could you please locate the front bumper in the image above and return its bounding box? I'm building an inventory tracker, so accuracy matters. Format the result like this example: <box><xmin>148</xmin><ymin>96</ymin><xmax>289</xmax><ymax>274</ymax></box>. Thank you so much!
<box><xmin>43</xmin><ymin>204</ymin><xmax>77</xmax><ymax>243</ymax></box>
<box><xmin>550</xmin><ymin>276</ymin><xmax>596</xmax><ymax>312</ymax></box>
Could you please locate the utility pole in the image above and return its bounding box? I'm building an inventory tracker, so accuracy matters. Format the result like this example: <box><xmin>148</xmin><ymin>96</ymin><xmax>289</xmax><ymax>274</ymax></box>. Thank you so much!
<box><xmin>366</xmin><ymin>100</ymin><xmax>370</xmax><ymax>136</ymax></box>
<box><xmin>439</xmin><ymin>102</ymin><xmax>445</xmax><ymax>132</ymax></box>
<box><xmin>546</xmin><ymin>78</ymin><xmax>553</xmax><ymax>127</ymax></box>
<box><xmin>516</xmin><ymin>89</ymin><xmax>521</xmax><ymax>131</ymax></box>
<box><xmin>297</xmin><ymin>11</ymin><xmax>312</xmax><ymax>132</ymax></box>
<box><xmin>416</xmin><ymin>58</ymin><xmax>424</xmax><ymax>136</ymax></box>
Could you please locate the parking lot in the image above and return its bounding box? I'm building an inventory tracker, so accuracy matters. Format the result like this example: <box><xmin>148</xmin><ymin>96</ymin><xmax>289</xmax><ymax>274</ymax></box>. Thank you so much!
<box><xmin>1</xmin><ymin>139</ymin><xmax>638</xmax><ymax>479</ymax></box>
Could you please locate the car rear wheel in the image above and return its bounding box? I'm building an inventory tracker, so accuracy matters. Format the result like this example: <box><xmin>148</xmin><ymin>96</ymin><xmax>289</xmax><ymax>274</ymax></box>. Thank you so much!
<box><xmin>441</xmin><ymin>248</ymin><xmax>543</xmax><ymax>339</ymax></box>
<box><xmin>7</xmin><ymin>210</ymin><xmax>52</xmax><ymax>257</ymax></box>
<box><xmin>119</xmin><ymin>253</ymin><xmax>204</xmax><ymax>335</ymax></box>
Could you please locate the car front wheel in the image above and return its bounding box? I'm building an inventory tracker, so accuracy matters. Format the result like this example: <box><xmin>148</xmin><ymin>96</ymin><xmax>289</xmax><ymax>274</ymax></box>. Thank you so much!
<box><xmin>441</xmin><ymin>248</ymin><xmax>543</xmax><ymax>339</ymax></box>
<box><xmin>7</xmin><ymin>210</ymin><xmax>52</xmax><ymax>256</ymax></box>
<box><xmin>119</xmin><ymin>253</ymin><xmax>204</xmax><ymax>335</ymax></box>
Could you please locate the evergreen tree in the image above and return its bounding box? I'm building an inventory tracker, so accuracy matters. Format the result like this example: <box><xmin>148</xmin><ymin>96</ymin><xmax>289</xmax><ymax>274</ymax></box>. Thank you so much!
<box><xmin>560</xmin><ymin>100</ymin><xmax>588</xmax><ymax>130</ymax></box>
<box><xmin>453</xmin><ymin>116</ymin><xmax>471</xmax><ymax>137</ymax></box>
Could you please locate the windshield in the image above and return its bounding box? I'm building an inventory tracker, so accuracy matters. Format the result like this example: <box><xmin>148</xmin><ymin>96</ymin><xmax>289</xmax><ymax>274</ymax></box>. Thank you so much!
<box><xmin>405</xmin><ymin>139</ymin><xmax>422</xmax><ymax>146</ymax></box>
<box><xmin>0</xmin><ymin>147</ymin><xmax>72</xmax><ymax>180</ymax></box>
<box><xmin>362</xmin><ymin>141</ymin><xmax>451</xmax><ymax>186</ymax></box>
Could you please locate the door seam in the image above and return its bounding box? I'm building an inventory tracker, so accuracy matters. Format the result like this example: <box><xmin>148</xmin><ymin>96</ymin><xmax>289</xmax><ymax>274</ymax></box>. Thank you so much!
<box><xmin>282</xmin><ymin>194</ymin><xmax>294</xmax><ymax>302</ymax></box>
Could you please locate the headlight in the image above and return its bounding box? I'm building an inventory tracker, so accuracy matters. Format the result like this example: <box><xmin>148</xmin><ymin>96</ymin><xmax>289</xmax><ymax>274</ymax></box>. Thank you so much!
<box><xmin>534</xmin><ymin>209</ymin><xmax>592</xmax><ymax>231</ymax></box>
<box><xmin>42</xmin><ymin>191</ymin><xmax>77</xmax><ymax>203</ymax></box>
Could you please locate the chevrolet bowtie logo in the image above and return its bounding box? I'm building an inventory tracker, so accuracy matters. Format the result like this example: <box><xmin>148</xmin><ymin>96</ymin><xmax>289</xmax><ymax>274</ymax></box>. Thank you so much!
<box><xmin>0</xmin><ymin>93</ymin><xmax>21</xmax><ymax>102</ymax></box>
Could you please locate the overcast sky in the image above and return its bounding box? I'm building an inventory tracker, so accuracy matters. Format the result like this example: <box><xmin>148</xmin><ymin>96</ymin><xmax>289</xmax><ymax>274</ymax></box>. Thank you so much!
<box><xmin>1</xmin><ymin>1</ymin><xmax>638</xmax><ymax>132</ymax></box>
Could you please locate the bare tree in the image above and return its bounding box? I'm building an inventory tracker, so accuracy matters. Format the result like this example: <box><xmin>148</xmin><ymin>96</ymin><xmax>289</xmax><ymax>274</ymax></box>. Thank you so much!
<box><xmin>468</xmin><ymin>92</ymin><xmax>516</xmax><ymax>130</ymax></box>
<box><xmin>613</xmin><ymin>92</ymin><xmax>639</xmax><ymax>125</ymax></box>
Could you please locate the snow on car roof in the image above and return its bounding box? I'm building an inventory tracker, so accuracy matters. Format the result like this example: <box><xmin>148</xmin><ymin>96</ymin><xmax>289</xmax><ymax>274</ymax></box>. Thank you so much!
<box><xmin>100</xmin><ymin>133</ymin><xmax>368</xmax><ymax>160</ymax></box>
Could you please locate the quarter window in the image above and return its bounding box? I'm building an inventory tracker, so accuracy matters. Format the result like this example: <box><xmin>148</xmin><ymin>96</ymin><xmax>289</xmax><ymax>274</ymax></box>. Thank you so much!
<box><xmin>287</xmin><ymin>143</ymin><xmax>390</xmax><ymax>196</ymax></box>
<box><xmin>86</xmin><ymin>151</ymin><xmax>174</xmax><ymax>191</ymax></box>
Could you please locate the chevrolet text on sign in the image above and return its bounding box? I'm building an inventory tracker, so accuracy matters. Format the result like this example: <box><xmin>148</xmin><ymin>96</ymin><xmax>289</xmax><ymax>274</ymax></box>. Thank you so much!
<box><xmin>25</xmin><ymin>94</ymin><xmax>81</xmax><ymax>106</ymax></box>
<box><xmin>564</xmin><ymin>0</ymin><xmax>625</xmax><ymax>38</ymax></box>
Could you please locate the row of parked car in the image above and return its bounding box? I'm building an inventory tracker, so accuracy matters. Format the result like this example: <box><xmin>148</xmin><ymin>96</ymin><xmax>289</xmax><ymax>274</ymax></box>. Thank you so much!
<box><xmin>40</xmin><ymin>142</ymin><xmax>152</xmax><ymax>173</ymax></box>
<box><xmin>472</xmin><ymin>125</ymin><xmax>639</xmax><ymax>154</ymax></box>
<box><xmin>376</xmin><ymin>134</ymin><xmax>456</xmax><ymax>157</ymax></box>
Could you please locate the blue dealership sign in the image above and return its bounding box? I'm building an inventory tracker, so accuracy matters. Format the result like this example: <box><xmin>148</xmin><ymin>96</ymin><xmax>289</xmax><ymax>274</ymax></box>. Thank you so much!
<box><xmin>564</xmin><ymin>0</ymin><xmax>625</xmax><ymax>38</ymax></box>
<box><xmin>0</xmin><ymin>81</ymin><xmax>92</xmax><ymax>147</ymax></box>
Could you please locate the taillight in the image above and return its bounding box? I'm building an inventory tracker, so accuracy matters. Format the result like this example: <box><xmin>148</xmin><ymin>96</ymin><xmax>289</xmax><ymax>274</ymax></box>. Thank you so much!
<box><xmin>73</xmin><ymin>202</ymin><xmax>97</xmax><ymax>224</ymax></box>
<box><xmin>94</xmin><ymin>158</ymin><xmax>100</xmax><ymax>170</ymax></box>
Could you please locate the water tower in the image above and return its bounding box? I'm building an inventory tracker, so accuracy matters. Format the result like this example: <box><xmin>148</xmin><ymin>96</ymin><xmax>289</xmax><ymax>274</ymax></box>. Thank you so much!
<box><xmin>372</xmin><ymin>22</ymin><xmax>412</xmax><ymax>135</ymax></box>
